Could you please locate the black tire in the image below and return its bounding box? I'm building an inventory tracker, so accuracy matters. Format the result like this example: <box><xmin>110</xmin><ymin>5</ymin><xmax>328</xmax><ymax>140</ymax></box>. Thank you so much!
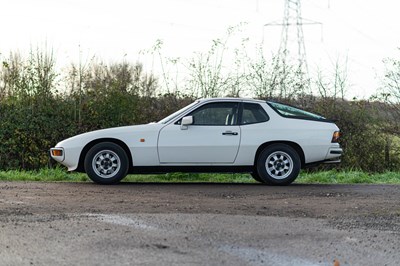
<box><xmin>251</xmin><ymin>173</ymin><xmax>264</xmax><ymax>183</ymax></box>
<box><xmin>256</xmin><ymin>144</ymin><xmax>301</xmax><ymax>186</ymax></box>
<box><xmin>84</xmin><ymin>142</ymin><xmax>129</xmax><ymax>184</ymax></box>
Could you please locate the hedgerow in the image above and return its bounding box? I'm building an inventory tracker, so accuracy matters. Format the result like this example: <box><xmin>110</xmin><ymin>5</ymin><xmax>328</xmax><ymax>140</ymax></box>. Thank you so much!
<box><xmin>0</xmin><ymin>49</ymin><xmax>399</xmax><ymax>172</ymax></box>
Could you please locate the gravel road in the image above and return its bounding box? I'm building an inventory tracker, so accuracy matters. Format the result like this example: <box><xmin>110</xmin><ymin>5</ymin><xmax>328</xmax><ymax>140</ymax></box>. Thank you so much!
<box><xmin>0</xmin><ymin>182</ymin><xmax>399</xmax><ymax>266</ymax></box>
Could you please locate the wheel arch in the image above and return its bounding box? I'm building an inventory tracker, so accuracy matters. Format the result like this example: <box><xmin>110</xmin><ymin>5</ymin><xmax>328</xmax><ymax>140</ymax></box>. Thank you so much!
<box><xmin>76</xmin><ymin>138</ymin><xmax>133</xmax><ymax>173</ymax></box>
<box><xmin>254</xmin><ymin>141</ymin><xmax>305</xmax><ymax>168</ymax></box>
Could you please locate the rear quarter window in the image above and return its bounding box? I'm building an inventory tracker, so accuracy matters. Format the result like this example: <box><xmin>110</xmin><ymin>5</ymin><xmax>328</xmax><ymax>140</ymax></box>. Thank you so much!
<box><xmin>241</xmin><ymin>103</ymin><xmax>269</xmax><ymax>125</ymax></box>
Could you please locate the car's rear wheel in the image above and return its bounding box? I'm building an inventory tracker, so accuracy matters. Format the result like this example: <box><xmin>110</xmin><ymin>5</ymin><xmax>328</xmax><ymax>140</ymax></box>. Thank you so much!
<box><xmin>84</xmin><ymin>142</ymin><xmax>129</xmax><ymax>184</ymax></box>
<box><xmin>256</xmin><ymin>144</ymin><xmax>301</xmax><ymax>185</ymax></box>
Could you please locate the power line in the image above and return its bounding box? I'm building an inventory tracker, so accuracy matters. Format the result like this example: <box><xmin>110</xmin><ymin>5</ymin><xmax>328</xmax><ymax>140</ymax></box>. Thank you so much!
<box><xmin>265</xmin><ymin>0</ymin><xmax>321</xmax><ymax>96</ymax></box>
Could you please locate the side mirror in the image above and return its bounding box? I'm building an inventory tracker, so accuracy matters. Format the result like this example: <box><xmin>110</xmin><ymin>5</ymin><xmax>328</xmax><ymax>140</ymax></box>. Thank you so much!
<box><xmin>181</xmin><ymin>116</ymin><xmax>193</xmax><ymax>130</ymax></box>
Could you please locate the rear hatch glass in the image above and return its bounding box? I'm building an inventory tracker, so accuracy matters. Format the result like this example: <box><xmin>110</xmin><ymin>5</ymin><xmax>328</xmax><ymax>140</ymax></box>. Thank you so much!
<box><xmin>267</xmin><ymin>101</ymin><xmax>328</xmax><ymax>121</ymax></box>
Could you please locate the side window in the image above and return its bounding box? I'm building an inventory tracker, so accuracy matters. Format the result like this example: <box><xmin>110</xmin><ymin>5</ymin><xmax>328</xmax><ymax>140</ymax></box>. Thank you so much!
<box><xmin>241</xmin><ymin>103</ymin><xmax>269</xmax><ymax>125</ymax></box>
<box><xmin>188</xmin><ymin>102</ymin><xmax>239</xmax><ymax>126</ymax></box>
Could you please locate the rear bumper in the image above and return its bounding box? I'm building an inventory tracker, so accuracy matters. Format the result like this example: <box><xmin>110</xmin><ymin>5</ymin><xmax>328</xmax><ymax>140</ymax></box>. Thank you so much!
<box><xmin>323</xmin><ymin>158</ymin><xmax>341</xmax><ymax>164</ymax></box>
<box><xmin>323</xmin><ymin>147</ymin><xmax>343</xmax><ymax>164</ymax></box>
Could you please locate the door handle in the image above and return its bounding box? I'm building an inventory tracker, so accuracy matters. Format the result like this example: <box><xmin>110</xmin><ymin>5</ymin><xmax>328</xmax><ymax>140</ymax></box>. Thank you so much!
<box><xmin>222</xmin><ymin>131</ymin><xmax>238</xmax><ymax>136</ymax></box>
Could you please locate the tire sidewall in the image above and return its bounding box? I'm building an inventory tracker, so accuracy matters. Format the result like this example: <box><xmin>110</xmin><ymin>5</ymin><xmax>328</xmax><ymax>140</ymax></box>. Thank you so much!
<box><xmin>251</xmin><ymin>172</ymin><xmax>264</xmax><ymax>183</ymax></box>
<box><xmin>84</xmin><ymin>142</ymin><xmax>129</xmax><ymax>184</ymax></box>
<box><xmin>256</xmin><ymin>144</ymin><xmax>301</xmax><ymax>185</ymax></box>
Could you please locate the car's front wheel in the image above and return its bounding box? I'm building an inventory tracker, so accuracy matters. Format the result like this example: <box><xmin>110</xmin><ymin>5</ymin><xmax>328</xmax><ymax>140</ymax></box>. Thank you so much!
<box><xmin>84</xmin><ymin>142</ymin><xmax>129</xmax><ymax>184</ymax></box>
<box><xmin>256</xmin><ymin>144</ymin><xmax>301</xmax><ymax>185</ymax></box>
<box><xmin>251</xmin><ymin>173</ymin><xmax>263</xmax><ymax>183</ymax></box>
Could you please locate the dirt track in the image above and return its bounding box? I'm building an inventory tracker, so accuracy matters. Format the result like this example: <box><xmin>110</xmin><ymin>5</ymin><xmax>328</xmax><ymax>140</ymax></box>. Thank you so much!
<box><xmin>0</xmin><ymin>182</ymin><xmax>399</xmax><ymax>265</ymax></box>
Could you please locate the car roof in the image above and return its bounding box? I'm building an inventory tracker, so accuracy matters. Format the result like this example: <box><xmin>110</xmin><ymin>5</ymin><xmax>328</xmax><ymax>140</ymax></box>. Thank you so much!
<box><xmin>198</xmin><ymin>97</ymin><xmax>266</xmax><ymax>104</ymax></box>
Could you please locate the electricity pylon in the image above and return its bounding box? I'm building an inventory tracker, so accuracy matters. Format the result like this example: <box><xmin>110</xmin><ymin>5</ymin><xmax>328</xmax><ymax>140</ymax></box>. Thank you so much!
<box><xmin>265</xmin><ymin>0</ymin><xmax>321</xmax><ymax>98</ymax></box>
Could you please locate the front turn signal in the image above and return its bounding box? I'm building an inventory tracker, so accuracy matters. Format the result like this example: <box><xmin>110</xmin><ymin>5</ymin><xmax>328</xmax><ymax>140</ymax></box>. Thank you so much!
<box><xmin>331</xmin><ymin>131</ymin><xmax>340</xmax><ymax>143</ymax></box>
<box><xmin>51</xmin><ymin>149</ymin><xmax>63</xmax><ymax>157</ymax></box>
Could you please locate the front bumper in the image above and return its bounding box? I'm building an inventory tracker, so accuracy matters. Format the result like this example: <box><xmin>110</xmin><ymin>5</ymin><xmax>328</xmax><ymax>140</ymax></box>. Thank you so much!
<box><xmin>50</xmin><ymin>146</ymin><xmax>81</xmax><ymax>171</ymax></box>
<box><xmin>50</xmin><ymin>147</ymin><xmax>65</xmax><ymax>162</ymax></box>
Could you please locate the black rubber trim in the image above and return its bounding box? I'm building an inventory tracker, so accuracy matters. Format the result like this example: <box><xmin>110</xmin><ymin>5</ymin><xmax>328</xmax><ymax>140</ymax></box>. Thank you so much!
<box><xmin>304</xmin><ymin>158</ymin><xmax>341</xmax><ymax>168</ymax></box>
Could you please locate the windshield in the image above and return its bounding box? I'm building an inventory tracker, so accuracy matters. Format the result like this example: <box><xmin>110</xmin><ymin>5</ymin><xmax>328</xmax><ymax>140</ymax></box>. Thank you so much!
<box><xmin>267</xmin><ymin>101</ymin><xmax>325</xmax><ymax>120</ymax></box>
<box><xmin>158</xmin><ymin>101</ymin><xmax>200</xmax><ymax>124</ymax></box>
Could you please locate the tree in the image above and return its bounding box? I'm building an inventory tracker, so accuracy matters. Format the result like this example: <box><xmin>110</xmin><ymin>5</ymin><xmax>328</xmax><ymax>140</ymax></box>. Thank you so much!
<box><xmin>143</xmin><ymin>39</ymin><xmax>178</xmax><ymax>95</ymax></box>
<box><xmin>382</xmin><ymin>49</ymin><xmax>400</xmax><ymax>108</ymax></box>
<box><xmin>314</xmin><ymin>55</ymin><xmax>349</xmax><ymax>100</ymax></box>
<box><xmin>185</xmin><ymin>24</ymin><xmax>247</xmax><ymax>98</ymax></box>
<box><xmin>246</xmin><ymin>45</ymin><xmax>276</xmax><ymax>99</ymax></box>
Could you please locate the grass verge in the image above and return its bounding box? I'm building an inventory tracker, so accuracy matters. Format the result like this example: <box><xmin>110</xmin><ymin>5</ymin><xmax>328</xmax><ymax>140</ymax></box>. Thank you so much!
<box><xmin>0</xmin><ymin>168</ymin><xmax>399</xmax><ymax>184</ymax></box>
<box><xmin>0</xmin><ymin>168</ymin><xmax>88</xmax><ymax>182</ymax></box>
<box><xmin>296</xmin><ymin>170</ymin><xmax>400</xmax><ymax>184</ymax></box>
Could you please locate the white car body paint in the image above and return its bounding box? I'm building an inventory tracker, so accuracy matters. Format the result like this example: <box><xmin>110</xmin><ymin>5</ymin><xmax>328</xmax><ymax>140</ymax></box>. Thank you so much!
<box><xmin>53</xmin><ymin>124</ymin><xmax>163</xmax><ymax>170</ymax></box>
<box><xmin>158</xmin><ymin>124</ymin><xmax>241</xmax><ymax>164</ymax></box>
<box><xmin>51</xmin><ymin>98</ymin><xmax>342</xmax><ymax>172</ymax></box>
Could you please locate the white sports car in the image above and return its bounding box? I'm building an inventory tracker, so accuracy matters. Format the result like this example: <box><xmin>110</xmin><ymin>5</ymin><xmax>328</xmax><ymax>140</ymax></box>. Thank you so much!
<box><xmin>50</xmin><ymin>98</ymin><xmax>342</xmax><ymax>185</ymax></box>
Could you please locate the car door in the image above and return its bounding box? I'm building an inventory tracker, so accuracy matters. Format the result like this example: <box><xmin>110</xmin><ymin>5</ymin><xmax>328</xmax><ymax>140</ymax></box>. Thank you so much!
<box><xmin>158</xmin><ymin>102</ymin><xmax>241</xmax><ymax>164</ymax></box>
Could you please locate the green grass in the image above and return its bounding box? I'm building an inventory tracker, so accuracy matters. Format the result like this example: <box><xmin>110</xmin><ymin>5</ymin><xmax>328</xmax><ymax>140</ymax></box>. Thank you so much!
<box><xmin>0</xmin><ymin>168</ymin><xmax>88</xmax><ymax>182</ymax></box>
<box><xmin>0</xmin><ymin>168</ymin><xmax>399</xmax><ymax>184</ymax></box>
<box><xmin>0</xmin><ymin>168</ymin><xmax>253</xmax><ymax>183</ymax></box>
<box><xmin>297</xmin><ymin>170</ymin><xmax>400</xmax><ymax>184</ymax></box>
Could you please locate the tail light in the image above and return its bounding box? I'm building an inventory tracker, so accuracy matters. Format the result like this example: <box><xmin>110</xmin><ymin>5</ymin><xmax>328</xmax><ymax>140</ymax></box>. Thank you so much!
<box><xmin>331</xmin><ymin>131</ymin><xmax>340</xmax><ymax>143</ymax></box>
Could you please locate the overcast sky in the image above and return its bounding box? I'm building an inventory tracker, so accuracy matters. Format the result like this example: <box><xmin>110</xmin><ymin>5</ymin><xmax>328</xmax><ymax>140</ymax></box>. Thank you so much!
<box><xmin>1</xmin><ymin>0</ymin><xmax>399</xmax><ymax>98</ymax></box>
